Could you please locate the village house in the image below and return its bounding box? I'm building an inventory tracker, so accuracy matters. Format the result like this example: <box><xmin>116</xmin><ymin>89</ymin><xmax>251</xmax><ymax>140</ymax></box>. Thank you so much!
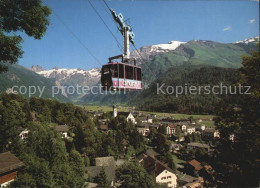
<box><xmin>86</xmin><ymin>157</ymin><xmax>115</xmax><ymax>187</ymax></box>
<box><xmin>137</xmin><ymin>126</ymin><xmax>149</xmax><ymax>136</ymax></box>
<box><xmin>201</xmin><ymin>128</ymin><xmax>220</xmax><ymax>141</ymax></box>
<box><xmin>141</xmin><ymin>155</ymin><xmax>177</xmax><ymax>188</ymax></box>
<box><xmin>166</xmin><ymin>124</ymin><xmax>177</xmax><ymax>137</ymax></box>
<box><xmin>55</xmin><ymin>125</ymin><xmax>69</xmax><ymax>138</ymax></box>
<box><xmin>0</xmin><ymin>152</ymin><xmax>25</xmax><ymax>187</ymax></box>
<box><xmin>139</xmin><ymin>116</ymin><xmax>153</xmax><ymax>123</ymax></box>
<box><xmin>186</xmin><ymin>126</ymin><xmax>196</xmax><ymax>134</ymax></box>
<box><xmin>178</xmin><ymin>173</ymin><xmax>204</xmax><ymax>188</ymax></box>
<box><xmin>185</xmin><ymin>159</ymin><xmax>203</xmax><ymax>177</ymax></box>
<box><xmin>171</xmin><ymin>143</ymin><xmax>183</xmax><ymax>152</ymax></box>
<box><xmin>187</xmin><ymin>142</ymin><xmax>210</xmax><ymax>152</ymax></box>
<box><xmin>137</xmin><ymin>149</ymin><xmax>160</xmax><ymax>163</ymax></box>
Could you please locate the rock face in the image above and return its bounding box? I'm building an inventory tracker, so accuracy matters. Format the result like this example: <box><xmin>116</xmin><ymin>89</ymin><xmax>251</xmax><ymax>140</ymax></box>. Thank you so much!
<box><xmin>30</xmin><ymin>65</ymin><xmax>45</xmax><ymax>72</ymax></box>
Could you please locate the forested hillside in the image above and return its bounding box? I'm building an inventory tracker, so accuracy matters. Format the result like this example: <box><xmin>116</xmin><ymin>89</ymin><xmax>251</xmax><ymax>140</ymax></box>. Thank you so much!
<box><xmin>0</xmin><ymin>93</ymin><xmax>148</xmax><ymax>187</ymax></box>
<box><xmin>131</xmin><ymin>65</ymin><xmax>240</xmax><ymax>114</ymax></box>
<box><xmin>81</xmin><ymin>40</ymin><xmax>257</xmax><ymax>106</ymax></box>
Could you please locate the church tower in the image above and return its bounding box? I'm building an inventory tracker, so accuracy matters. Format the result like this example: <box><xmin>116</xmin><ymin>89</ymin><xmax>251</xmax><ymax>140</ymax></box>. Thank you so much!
<box><xmin>113</xmin><ymin>105</ymin><xmax>117</xmax><ymax>118</ymax></box>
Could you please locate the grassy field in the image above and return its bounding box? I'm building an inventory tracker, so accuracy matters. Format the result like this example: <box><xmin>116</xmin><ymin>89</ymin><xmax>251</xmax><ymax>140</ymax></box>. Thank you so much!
<box><xmin>198</xmin><ymin>120</ymin><xmax>215</xmax><ymax>128</ymax></box>
<box><xmin>81</xmin><ymin>105</ymin><xmax>127</xmax><ymax>112</ymax></box>
<box><xmin>80</xmin><ymin>105</ymin><xmax>215</xmax><ymax>120</ymax></box>
<box><xmin>139</xmin><ymin>111</ymin><xmax>214</xmax><ymax>120</ymax></box>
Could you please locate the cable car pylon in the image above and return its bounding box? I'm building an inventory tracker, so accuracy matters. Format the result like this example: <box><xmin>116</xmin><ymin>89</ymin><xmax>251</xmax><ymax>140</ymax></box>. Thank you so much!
<box><xmin>101</xmin><ymin>8</ymin><xmax>142</xmax><ymax>91</ymax></box>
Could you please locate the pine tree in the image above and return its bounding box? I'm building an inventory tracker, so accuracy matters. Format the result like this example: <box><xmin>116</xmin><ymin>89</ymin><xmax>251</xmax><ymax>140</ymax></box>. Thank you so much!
<box><xmin>214</xmin><ymin>48</ymin><xmax>260</xmax><ymax>186</ymax></box>
<box><xmin>96</xmin><ymin>167</ymin><xmax>110</xmax><ymax>188</ymax></box>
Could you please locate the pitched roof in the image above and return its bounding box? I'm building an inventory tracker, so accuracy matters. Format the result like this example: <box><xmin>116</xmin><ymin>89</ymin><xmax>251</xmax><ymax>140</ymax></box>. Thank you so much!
<box><xmin>188</xmin><ymin>142</ymin><xmax>210</xmax><ymax>149</ymax></box>
<box><xmin>203</xmin><ymin>128</ymin><xmax>216</xmax><ymax>133</ymax></box>
<box><xmin>86</xmin><ymin>166</ymin><xmax>115</xmax><ymax>182</ymax></box>
<box><xmin>167</xmin><ymin>124</ymin><xmax>177</xmax><ymax>128</ymax></box>
<box><xmin>143</xmin><ymin>155</ymin><xmax>175</xmax><ymax>177</ymax></box>
<box><xmin>0</xmin><ymin>152</ymin><xmax>25</xmax><ymax>174</ymax></box>
<box><xmin>95</xmin><ymin>156</ymin><xmax>115</xmax><ymax>167</ymax></box>
<box><xmin>187</xmin><ymin>159</ymin><xmax>203</xmax><ymax>171</ymax></box>
<box><xmin>99</xmin><ymin>124</ymin><xmax>108</xmax><ymax>130</ymax></box>
<box><xmin>137</xmin><ymin>153</ymin><xmax>147</xmax><ymax>161</ymax></box>
<box><xmin>55</xmin><ymin>125</ymin><xmax>69</xmax><ymax>132</ymax></box>
<box><xmin>146</xmin><ymin>149</ymin><xmax>160</xmax><ymax>157</ymax></box>
<box><xmin>179</xmin><ymin>173</ymin><xmax>199</xmax><ymax>183</ymax></box>
<box><xmin>117</xmin><ymin>112</ymin><xmax>131</xmax><ymax>117</ymax></box>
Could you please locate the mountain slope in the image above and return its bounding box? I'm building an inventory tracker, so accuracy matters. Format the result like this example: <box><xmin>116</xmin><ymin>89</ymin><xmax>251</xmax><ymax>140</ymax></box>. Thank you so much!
<box><xmin>0</xmin><ymin>63</ymin><xmax>69</xmax><ymax>101</ymax></box>
<box><xmin>130</xmin><ymin>65</ymin><xmax>240</xmax><ymax>114</ymax></box>
<box><xmin>141</xmin><ymin>38</ymin><xmax>258</xmax><ymax>83</ymax></box>
<box><xmin>81</xmin><ymin>37</ymin><xmax>258</xmax><ymax>106</ymax></box>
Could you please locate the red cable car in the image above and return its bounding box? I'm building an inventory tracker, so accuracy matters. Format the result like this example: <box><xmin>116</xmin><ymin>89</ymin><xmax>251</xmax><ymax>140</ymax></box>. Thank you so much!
<box><xmin>101</xmin><ymin>61</ymin><xmax>142</xmax><ymax>90</ymax></box>
<box><xmin>101</xmin><ymin>8</ymin><xmax>142</xmax><ymax>91</ymax></box>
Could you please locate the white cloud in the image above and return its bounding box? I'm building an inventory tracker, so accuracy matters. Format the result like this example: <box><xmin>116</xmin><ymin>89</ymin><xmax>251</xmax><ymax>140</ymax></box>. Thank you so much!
<box><xmin>249</xmin><ymin>19</ymin><xmax>255</xmax><ymax>23</ymax></box>
<box><xmin>223</xmin><ymin>25</ymin><xmax>231</xmax><ymax>31</ymax></box>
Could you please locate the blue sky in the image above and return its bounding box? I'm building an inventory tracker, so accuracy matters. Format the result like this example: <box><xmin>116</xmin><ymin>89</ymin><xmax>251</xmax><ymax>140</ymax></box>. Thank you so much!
<box><xmin>19</xmin><ymin>0</ymin><xmax>259</xmax><ymax>70</ymax></box>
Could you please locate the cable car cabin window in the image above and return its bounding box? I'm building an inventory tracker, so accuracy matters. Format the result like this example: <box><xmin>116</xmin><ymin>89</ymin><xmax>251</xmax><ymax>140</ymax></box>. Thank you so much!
<box><xmin>102</xmin><ymin>65</ymin><xmax>111</xmax><ymax>75</ymax></box>
<box><xmin>119</xmin><ymin>64</ymin><xmax>124</xmax><ymax>78</ymax></box>
<box><xmin>137</xmin><ymin>68</ymin><xmax>142</xmax><ymax>81</ymax></box>
<box><xmin>126</xmin><ymin>65</ymin><xmax>133</xmax><ymax>79</ymax></box>
<box><xmin>113</xmin><ymin>64</ymin><xmax>118</xmax><ymax>77</ymax></box>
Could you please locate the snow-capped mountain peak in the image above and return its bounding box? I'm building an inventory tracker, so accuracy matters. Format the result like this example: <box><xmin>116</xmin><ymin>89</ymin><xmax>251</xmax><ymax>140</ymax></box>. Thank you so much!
<box><xmin>37</xmin><ymin>68</ymin><xmax>100</xmax><ymax>79</ymax></box>
<box><xmin>149</xmin><ymin>40</ymin><xmax>186</xmax><ymax>53</ymax></box>
<box><xmin>234</xmin><ymin>36</ymin><xmax>259</xmax><ymax>44</ymax></box>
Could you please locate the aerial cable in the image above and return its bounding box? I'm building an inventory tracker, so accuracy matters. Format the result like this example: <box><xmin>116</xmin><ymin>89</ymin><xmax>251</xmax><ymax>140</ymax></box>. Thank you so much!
<box><xmin>102</xmin><ymin>0</ymin><xmax>159</xmax><ymax>83</ymax></box>
<box><xmin>86</xmin><ymin>0</ymin><xmax>123</xmax><ymax>53</ymax></box>
<box><xmin>42</xmin><ymin>0</ymin><xmax>102</xmax><ymax>66</ymax></box>
<box><xmin>100</xmin><ymin>1</ymin><xmax>122</xmax><ymax>43</ymax></box>
<box><xmin>53</xmin><ymin>12</ymin><xmax>102</xmax><ymax>66</ymax></box>
<box><xmin>131</xmin><ymin>44</ymin><xmax>158</xmax><ymax>82</ymax></box>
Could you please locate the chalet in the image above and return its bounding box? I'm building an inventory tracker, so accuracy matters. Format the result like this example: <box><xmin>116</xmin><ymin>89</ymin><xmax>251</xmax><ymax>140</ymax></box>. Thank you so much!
<box><xmin>181</xmin><ymin>124</ymin><xmax>187</xmax><ymax>131</ymax></box>
<box><xmin>178</xmin><ymin>174</ymin><xmax>204</xmax><ymax>188</ymax></box>
<box><xmin>0</xmin><ymin>152</ymin><xmax>25</xmax><ymax>187</ymax></box>
<box><xmin>185</xmin><ymin>159</ymin><xmax>203</xmax><ymax>177</ymax></box>
<box><xmin>142</xmin><ymin>155</ymin><xmax>177</xmax><ymax>188</ymax></box>
<box><xmin>186</xmin><ymin>126</ymin><xmax>196</xmax><ymax>134</ymax></box>
<box><xmin>137</xmin><ymin>127</ymin><xmax>149</xmax><ymax>136</ymax></box>
<box><xmin>139</xmin><ymin>116</ymin><xmax>153</xmax><ymax>123</ymax></box>
<box><xmin>201</xmin><ymin>128</ymin><xmax>220</xmax><ymax>141</ymax></box>
<box><xmin>166</xmin><ymin>124</ymin><xmax>177</xmax><ymax>137</ymax></box>
<box><xmin>187</xmin><ymin>142</ymin><xmax>210</xmax><ymax>152</ymax></box>
<box><xmin>86</xmin><ymin>157</ymin><xmax>115</xmax><ymax>187</ymax></box>
<box><xmin>55</xmin><ymin>125</ymin><xmax>69</xmax><ymax>138</ymax></box>
<box><xmin>149</xmin><ymin>124</ymin><xmax>160</xmax><ymax>129</ymax></box>
<box><xmin>85</xmin><ymin>166</ymin><xmax>115</xmax><ymax>187</ymax></box>
<box><xmin>137</xmin><ymin>149</ymin><xmax>160</xmax><ymax>163</ymax></box>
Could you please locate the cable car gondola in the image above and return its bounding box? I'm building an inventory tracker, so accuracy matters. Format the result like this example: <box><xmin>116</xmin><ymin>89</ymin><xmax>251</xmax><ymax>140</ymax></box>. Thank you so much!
<box><xmin>101</xmin><ymin>61</ymin><xmax>142</xmax><ymax>90</ymax></box>
<box><xmin>101</xmin><ymin>8</ymin><xmax>142</xmax><ymax>90</ymax></box>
